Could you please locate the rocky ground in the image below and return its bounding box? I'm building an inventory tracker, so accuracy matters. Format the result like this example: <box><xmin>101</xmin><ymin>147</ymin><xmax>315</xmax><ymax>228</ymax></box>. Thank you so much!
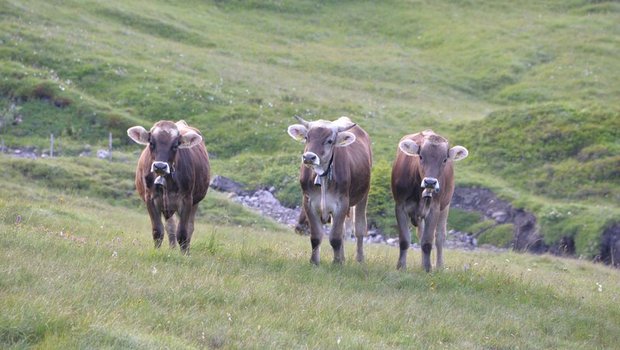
<box><xmin>210</xmin><ymin>175</ymin><xmax>505</xmax><ymax>252</ymax></box>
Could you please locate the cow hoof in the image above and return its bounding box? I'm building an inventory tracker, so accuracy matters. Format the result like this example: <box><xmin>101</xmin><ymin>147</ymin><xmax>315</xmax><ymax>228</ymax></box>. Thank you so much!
<box><xmin>154</xmin><ymin>239</ymin><xmax>163</xmax><ymax>249</ymax></box>
<box><xmin>397</xmin><ymin>262</ymin><xmax>407</xmax><ymax>270</ymax></box>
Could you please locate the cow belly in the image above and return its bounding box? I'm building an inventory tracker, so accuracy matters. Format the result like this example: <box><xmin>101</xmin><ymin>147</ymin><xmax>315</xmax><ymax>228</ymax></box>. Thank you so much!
<box><xmin>307</xmin><ymin>190</ymin><xmax>345</xmax><ymax>222</ymax></box>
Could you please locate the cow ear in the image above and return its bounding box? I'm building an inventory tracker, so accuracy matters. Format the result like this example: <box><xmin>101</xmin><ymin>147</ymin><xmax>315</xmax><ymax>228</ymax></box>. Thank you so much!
<box><xmin>449</xmin><ymin>145</ymin><xmax>469</xmax><ymax>161</ymax></box>
<box><xmin>179</xmin><ymin>131</ymin><xmax>203</xmax><ymax>149</ymax></box>
<box><xmin>127</xmin><ymin>126</ymin><xmax>149</xmax><ymax>145</ymax></box>
<box><xmin>336</xmin><ymin>131</ymin><xmax>356</xmax><ymax>147</ymax></box>
<box><xmin>399</xmin><ymin>139</ymin><xmax>419</xmax><ymax>156</ymax></box>
<box><xmin>287</xmin><ymin>124</ymin><xmax>308</xmax><ymax>143</ymax></box>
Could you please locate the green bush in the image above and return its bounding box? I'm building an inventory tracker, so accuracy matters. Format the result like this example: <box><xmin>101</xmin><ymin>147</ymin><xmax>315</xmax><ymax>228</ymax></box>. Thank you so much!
<box><xmin>478</xmin><ymin>223</ymin><xmax>514</xmax><ymax>248</ymax></box>
<box><xmin>367</xmin><ymin>160</ymin><xmax>394</xmax><ymax>234</ymax></box>
<box><xmin>447</xmin><ymin>209</ymin><xmax>482</xmax><ymax>233</ymax></box>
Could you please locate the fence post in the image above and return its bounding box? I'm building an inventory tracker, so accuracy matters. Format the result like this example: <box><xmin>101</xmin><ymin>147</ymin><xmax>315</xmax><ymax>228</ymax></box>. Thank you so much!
<box><xmin>108</xmin><ymin>132</ymin><xmax>113</xmax><ymax>161</ymax></box>
<box><xmin>50</xmin><ymin>133</ymin><xmax>54</xmax><ymax>157</ymax></box>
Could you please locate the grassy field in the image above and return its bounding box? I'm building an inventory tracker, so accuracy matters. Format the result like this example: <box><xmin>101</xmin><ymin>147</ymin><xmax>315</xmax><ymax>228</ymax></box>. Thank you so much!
<box><xmin>1</xmin><ymin>156</ymin><xmax>619</xmax><ymax>349</ymax></box>
<box><xmin>1</xmin><ymin>0</ymin><xmax>618</xmax><ymax>258</ymax></box>
<box><xmin>1</xmin><ymin>1</ymin><xmax>620</xmax><ymax>347</ymax></box>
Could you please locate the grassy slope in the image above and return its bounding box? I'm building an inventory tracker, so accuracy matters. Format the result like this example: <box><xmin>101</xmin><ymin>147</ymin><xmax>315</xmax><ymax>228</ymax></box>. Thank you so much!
<box><xmin>0</xmin><ymin>2</ymin><xmax>618</xmax><ymax>254</ymax></box>
<box><xmin>1</xmin><ymin>157</ymin><xmax>619</xmax><ymax>349</ymax></box>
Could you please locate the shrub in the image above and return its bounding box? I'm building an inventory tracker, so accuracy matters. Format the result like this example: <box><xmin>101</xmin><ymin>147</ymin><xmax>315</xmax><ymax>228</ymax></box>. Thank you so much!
<box><xmin>478</xmin><ymin>223</ymin><xmax>514</xmax><ymax>248</ymax></box>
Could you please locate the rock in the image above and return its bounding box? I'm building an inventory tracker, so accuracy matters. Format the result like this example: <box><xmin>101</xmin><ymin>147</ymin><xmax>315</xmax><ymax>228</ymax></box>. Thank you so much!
<box><xmin>451</xmin><ymin>186</ymin><xmax>546</xmax><ymax>254</ymax></box>
<box><xmin>386</xmin><ymin>238</ymin><xmax>398</xmax><ymax>246</ymax></box>
<box><xmin>491</xmin><ymin>210</ymin><xmax>509</xmax><ymax>223</ymax></box>
<box><xmin>97</xmin><ymin>149</ymin><xmax>110</xmax><ymax>159</ymax></box>
<box><xmin>11</xmin><ymin>148</ymin><xmax>37</xmax><ymax>159</ymax></box>
<box><xmin>210</xmin><ymin>175</ymin><xmax>250</xmax><ymax>195</ymax></box>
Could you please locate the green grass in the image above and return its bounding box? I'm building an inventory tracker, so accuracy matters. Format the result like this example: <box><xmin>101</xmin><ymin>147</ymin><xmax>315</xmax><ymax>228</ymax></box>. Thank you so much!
<box><xmin>1</xmin><ymin>160</ymin><xmax>619</xmax><ymax>349</ymax></box>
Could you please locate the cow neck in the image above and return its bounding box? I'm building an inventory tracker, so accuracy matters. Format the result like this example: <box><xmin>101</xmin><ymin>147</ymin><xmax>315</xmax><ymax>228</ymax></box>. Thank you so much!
<box><xmin>154</xmin><ymin>167</ymin><xmax>176</xmax><ymax>216</ymax></box>
<box><xmin>315</xmin><ymin>152</ymin><xmax>335</xmax><ymax>224</ymax></box>
<box><xmin>313</xmin><ymin>152</ymin><xmax>334</xmax><ymax>186</ymax></box>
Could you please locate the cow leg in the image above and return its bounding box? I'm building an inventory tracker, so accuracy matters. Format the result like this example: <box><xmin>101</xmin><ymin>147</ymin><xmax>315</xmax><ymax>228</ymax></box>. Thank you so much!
<box><xmin>435</xmin><ymin>207</ymin><xmax>449</xmax><ymax>269</ymax></box>
<box><xmin>295</xmin><ymin>207</ymin><xmax>308</xmax><ymax>235</ymax></box>
<box><xmin>147</xmin><ymin>201</ymin><xmax>164</xmax><ymax>248</ymax></box>
<box><xmin>420</xmin><ymin>209</ymin><xmax>439</xmax><ymax>272</ymax></box>
<box><xmin>395</xmin><ymin>204</ymin><xmax>411</xmax><ymax>270</ymax></box>
<box><xmin>176</xmin><ymin>199</ymin><xmax>195</xmax><ymax>255</ymax></box>
<box><xmin>305</xmin><ymin>198</ymin><xmax>324</xmax><ymax>265</ymax></box>
<box><xmin>165</xmin><ymin>215</ymin><xmax>177</xmax><ymax>248</ymax></box>
<box><xmin>354</xmin><ymin>198</ymin><xmax>368</xmax><ymax>263</ymax></box>
<box><xmin>329</xmin><ymin>206</ymin><xmax>347</xmax><ymax>264</ymax></box>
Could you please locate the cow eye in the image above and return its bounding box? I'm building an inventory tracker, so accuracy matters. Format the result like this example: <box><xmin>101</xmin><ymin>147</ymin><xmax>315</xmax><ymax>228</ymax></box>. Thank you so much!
<box><xmin>149</xmin><ymin>142</ymin><xmax>155</xmax><ymax>150</ymax></box>
<box><xmin>443</xmin><ymin>158</ymin><xmax>448</xmax><ymax>163</ymax></box>
<box><xmin>326</xmin><ymin>139</ymin><xmax>333</xmax><ymax>145</ymax></box>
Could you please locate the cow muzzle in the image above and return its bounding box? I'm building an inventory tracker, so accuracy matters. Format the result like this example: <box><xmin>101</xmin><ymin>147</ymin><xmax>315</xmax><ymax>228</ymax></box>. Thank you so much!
<box><xmin>302</xmin><ymin>152</ymin><xmax>320</xmax><ymax>166</ymax></box>
<box><xmin>151</xmin><ymin>161</ymin><xmax>171</xmax><ymax>176</ymax></box>
<box><xmin>421</xmin><ymin>177</ymin><xmax>440</xmax><ymax>198</ymax></box>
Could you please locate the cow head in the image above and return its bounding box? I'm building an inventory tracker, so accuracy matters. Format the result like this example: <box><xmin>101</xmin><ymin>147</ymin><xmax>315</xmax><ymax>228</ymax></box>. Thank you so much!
<box><xmin>399</xmin><ymin>131</ymin><xmax>468</xmax><ymax>198</ymax></box>
<box><xmin>287</xmin><ymin>116</ymin><xmax>356</xmax><ymax>177</ymax></box>
<box><xmin>127</xmin><ymin>121</ymin><xmax>202</xmax><ymax>181</ymax></box>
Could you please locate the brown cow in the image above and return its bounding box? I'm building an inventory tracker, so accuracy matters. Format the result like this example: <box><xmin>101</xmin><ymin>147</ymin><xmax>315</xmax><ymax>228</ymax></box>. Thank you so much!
<box><xmin>288</xmin><ymin>116</ymin><xmax>372</xmax><ymax>265</ymax></box>
<box><xmin>127</xmin><ymin>120</ymin><xmax>210</xmax><ymax>254</ymax></box>
<box><xmin>391</xmin><ymin>130</ymin><xmax>468</xmax><ymax>271</ymax></box>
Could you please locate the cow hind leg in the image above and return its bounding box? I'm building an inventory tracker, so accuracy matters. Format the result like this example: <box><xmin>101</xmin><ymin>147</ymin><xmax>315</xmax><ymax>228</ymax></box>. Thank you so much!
<box><xmin>354</xmin><ymin>197</ymin><xmax>368</xmax><ymax>263</ymax></box>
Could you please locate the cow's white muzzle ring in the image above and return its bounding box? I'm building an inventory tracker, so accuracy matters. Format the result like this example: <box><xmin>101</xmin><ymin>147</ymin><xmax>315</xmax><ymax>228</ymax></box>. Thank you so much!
<box><xmin>151</xmin><ymin>161</ymin><xmax>171</xmax><ymax>175</ymax></box>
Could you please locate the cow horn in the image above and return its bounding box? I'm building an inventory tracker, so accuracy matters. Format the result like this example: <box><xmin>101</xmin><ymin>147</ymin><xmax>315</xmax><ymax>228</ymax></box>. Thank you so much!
<box><xmin>337</xmin><ymin>123</ymin><xmax>356</xmax><ymax>132</ymax></box>
<box><xmin>294</xmin><ymin>115</ymin><xmax>310</xmax><ymax>128</ymax></box>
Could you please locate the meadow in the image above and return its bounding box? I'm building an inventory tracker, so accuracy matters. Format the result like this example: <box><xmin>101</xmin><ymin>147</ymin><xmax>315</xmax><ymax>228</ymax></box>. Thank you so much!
<box><xmin>1</xmin><ymin>0</ymin><xmax>620</xmax><ymax>348</ymax></box>
<box><xmin>1</xmin><ymin>157</ymin><xmax>619</xmax><ymax>349</ymax></box>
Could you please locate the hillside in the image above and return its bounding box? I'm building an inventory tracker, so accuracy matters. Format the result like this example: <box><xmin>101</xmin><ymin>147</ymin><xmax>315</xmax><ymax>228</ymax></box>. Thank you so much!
<box><xmin>1</xmin><ymin>0</ymin><xmax>619</xmax><ymax>259</ymax></box>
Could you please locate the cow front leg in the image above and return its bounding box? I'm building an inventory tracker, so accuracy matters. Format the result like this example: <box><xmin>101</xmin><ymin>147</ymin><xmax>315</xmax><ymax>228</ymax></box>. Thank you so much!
<box><xmin>165</xmin><ymin>215</ymin><xmax>177</xmax><ymax>248</ymax></box>
<box><xmin>305</xmin><ymin>198</ymin><xmax>324</xmax><ymax>265</ymax></box>
<box><xmin>395</xmin><ymin>204</ymin><xmax>411</xmax><ymax>270</ymax></box>
<box><xmin>435</xmin><ymin>207</ymin><xmax>449</xmax><ymax>269</ymax></box>
<box><xmin>354</xmin><ymin>197</ymin><xmax>368</xmax><ymax>263</ymax></box>
<box><xmin>420</xmin><ymin>209</ymin><xmax>439</xmax><ymax>273</ymax></box>
<box><xmin>329</xmin><ymin>207</ymin><xmax>347</xmax><ymax>265</ymax></box>
<box><xmin>176</xmin><ymin>199</ymin><xmax>196</xmax><ymax>255</ymax></box>
<box><xmin>147</xmin><ymin>201</ymin><xmax>164</xmax><ymax>248</ymax></box>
